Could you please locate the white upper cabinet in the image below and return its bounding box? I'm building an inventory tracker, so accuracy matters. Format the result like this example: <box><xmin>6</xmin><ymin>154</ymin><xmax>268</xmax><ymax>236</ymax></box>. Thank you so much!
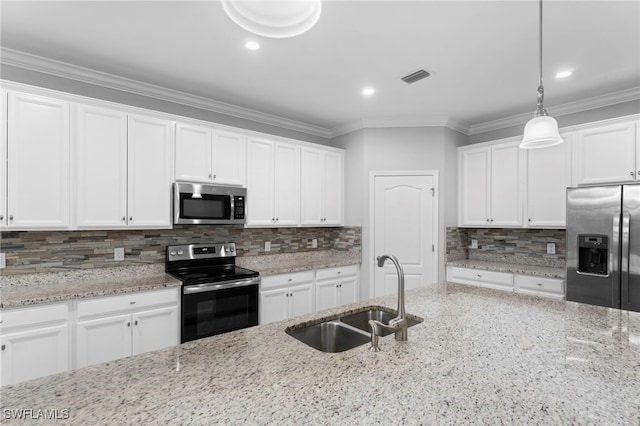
<box><xmin>458</xmin><ymin>140</ymin><xmax>523</xmax><ymax>227</ymax></box>
<box><xmin>1</xmin><ymin>90</ymin><xmax>7</xmax><ymax>230</ymax></box>
<box><xmin>175</xmin><ymin>123</ymin><xmax>246</xmax><ymax>186</ymax></box>
<box><xmin>300</xmin><ymin>147</ymin><xmax>344</xmax><ymax>226</ymax></box>
<box><xmin>6</xmin><ymin>91</ymin><xmax>71</xmax><ymax>230</ymax></box>
<box><xmin>525</xmin><ymin>133</ymin><xmax>573</xmax><ymax>228</ymax></box>
<box><xmin>246</xmin><ymin>137</ymin><xmax>299</xmax><ymax>227</ymax></box>
<box><xmin>73</xmin><ymin>104</ymin><xmax>128</xmax><ymax>229</ymax></box>
<box><xmin>127</xmin><ymin>114</ymin><xmax>174</xmax><ymax>228</ymax></box>
<box><xmin>574</xmin><ymin>119</ymin><xmax>638</xmax><ymax>185</ymax></box>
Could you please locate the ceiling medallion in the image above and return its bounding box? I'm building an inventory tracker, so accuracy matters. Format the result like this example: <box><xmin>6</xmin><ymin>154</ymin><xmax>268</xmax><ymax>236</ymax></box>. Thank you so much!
<box><xmin>222</xmin><ymin>0</ymin><xmax>322</xmax><ymax>38</ymax></box>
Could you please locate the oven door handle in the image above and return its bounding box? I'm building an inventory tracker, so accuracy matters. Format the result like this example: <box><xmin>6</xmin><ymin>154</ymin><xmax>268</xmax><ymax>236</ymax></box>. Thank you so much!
<box><xmin>183</xmin><ymin>277</ymin><xmax>261</xmax><ymax>294</ymax></box>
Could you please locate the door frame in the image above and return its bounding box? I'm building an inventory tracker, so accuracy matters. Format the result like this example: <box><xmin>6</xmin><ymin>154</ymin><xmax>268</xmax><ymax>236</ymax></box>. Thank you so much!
<box><xmin>369</xmin><ymin>170</ymin><xmax>439</xmax><ymax>298</ymax></box>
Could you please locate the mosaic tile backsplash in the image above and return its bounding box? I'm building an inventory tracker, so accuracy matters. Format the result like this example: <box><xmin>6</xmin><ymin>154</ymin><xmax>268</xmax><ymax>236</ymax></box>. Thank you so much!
<box><xmin>446</xmin><ymin>227</ymin><xmax>565</xmax><ymax>268</ymax></box>
<box><xmin>0</xmin><ymin>226</ymin><xmax>361</xmax><ymax>275</ymax></box>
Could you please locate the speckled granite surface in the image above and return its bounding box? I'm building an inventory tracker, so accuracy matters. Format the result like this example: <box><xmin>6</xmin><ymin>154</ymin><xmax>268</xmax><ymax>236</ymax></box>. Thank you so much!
<box><xmin>1</xmin><ymin>282</ymin><xmax>638</xmax><ymax>425</ymax></box>
<box><xmin>0</xmin><ymin>251</ymin><xmax>360</xmax><ymax>308</ymax></box>
<box><xmin>447</xmin><ymin>260</ymin><xmax>565</xmax><ymax>279</ymax></box>
<box><xmin>0</xmin><ymin>264</ymin><xmax>181</xmax><ymax>309</ymax></box>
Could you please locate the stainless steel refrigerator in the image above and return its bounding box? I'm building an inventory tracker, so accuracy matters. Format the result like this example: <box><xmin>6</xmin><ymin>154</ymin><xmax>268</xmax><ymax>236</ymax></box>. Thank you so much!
<box><xmin>566</xmin><ymin>184</ymin><xmax>640</xmax><ymax>312</ymax></box>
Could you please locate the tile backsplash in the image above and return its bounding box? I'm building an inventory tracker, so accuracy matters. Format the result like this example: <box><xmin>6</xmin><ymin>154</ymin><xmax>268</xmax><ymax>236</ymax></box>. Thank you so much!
<box><xmin>0</xmin><ymin>226</ymin><xmax>361</xmax><ymax>275</ymax></box>
<box><xmin>446</xmin><ymin>227</ymin><xmax>565</xmax><ymax>268</ymax></box>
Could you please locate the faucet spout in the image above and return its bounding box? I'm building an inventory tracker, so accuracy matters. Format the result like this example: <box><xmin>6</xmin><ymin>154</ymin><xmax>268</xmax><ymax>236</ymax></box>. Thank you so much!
<box><xmin>369</xmin><ymin>254</ymin><xmax>408</xmax><ymax>351</ymax></box>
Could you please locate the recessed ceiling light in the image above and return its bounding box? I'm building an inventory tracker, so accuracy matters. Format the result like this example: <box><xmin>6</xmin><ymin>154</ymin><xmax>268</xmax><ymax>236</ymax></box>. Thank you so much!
<box><xmin>362</xmin><ymin>87</ymin><xmax>375</xmax><ymax>96</ymax></box>
<box><xmin>556</xmin><ymin>70</ymin><xmax>572</xmax><ymax>79</ymax></box>
<box><xmin>245</xmin><ymin>41</ymin><xmax>260</xmax><ymax>51</ymax></box>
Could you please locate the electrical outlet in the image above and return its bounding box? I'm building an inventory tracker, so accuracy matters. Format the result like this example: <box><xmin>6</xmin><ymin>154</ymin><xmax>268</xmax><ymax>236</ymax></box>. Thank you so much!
<box><xmin>470</xmin><ymin>239</ymin><xmax>478</xmax><ymax>249</ymax></box>
<box><xmin>114</xmin><ymin>247</ymin><xmax>125</xmax><ymax>261</ymax></box>
<box><xmin>312</xmin><ymin>239</ymin><xmax>318</xmax><ymax>249</ymax></box>
<box><xmin>0</xmin><ymin>253</ymin><xmax>6</xmax><ymax>269</ymax></box>
<box><xmin>547</xmin><ymin>243</ymin><xmax>556</xmax><ymax>255</ymax></box>
<box><xmin>265</xmin><ymin>241</ymin><xmax>271</xmax><ymax>252</ymax></box>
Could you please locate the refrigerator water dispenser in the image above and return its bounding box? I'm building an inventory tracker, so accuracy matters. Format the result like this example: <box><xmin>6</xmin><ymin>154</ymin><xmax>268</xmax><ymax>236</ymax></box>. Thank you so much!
<box><xmin>577</xmin><ymin>235</ymin><xmax>608</xmax><ymax>276</ymax></box>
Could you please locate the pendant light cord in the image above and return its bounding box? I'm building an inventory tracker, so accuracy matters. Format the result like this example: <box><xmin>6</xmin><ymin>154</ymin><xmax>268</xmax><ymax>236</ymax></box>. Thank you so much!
<box><xmin>536</xmin><ymin>0</ymin><xmax>547</xmax><ymax>117</ymax></box>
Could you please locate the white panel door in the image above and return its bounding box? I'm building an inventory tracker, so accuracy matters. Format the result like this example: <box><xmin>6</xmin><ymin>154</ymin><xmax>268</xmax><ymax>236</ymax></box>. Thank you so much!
<box><xmin>526</xmin><ymin>134</ymin><xmax>572</xmax><ymax>228</ymax></box>
<box><xmin>175</xmin><ymin>122</ymin><xmax>213</xmax><ymax>183</ymax></box>
<box><xmin>458</xmin><ymin>147</ymin><xmax>490</xmax><ymax>226</ymax></box>
<box><xmin>76</xmin><ymin>314</ymin><xmax>132</xmax><ymax>368</ymax></box>
<box><xmin>289</xmin><ymin>283</ymin><xmax>314</xmax><ymax>319</ymax></box>
<box><xmin>373</xmin><ymin>174</ymin><xmax>437</xmax><ymax>297</ymax></box>
<box><xmin>247</xmin><ymin>138</ymin><xmax>275</xmax><ymax>226</ymax></box>
<box><xmin>132</xmin><ymin>306</ymin><xmax>178</xmax><ymax>356</ymax></box>
<box><xmin>337</xmin><ymin>275</ymin><xmax>358</xmax><ymax>306</ymax></box>
<box><xmin>315</xmin><ymin>279</ymin><xmax>338</xmax><ymax>311</ymax></box>
<box><xmin>74</xmin><ymin>104</ymin><xmax>128</xmax><ymax>228</ymax></box>
<box><xmin>127</xmin><ymin>114</ymin><xmax>173</xmax><ymax>228</ymax></box>
<box><xmin>212</xmin><ymin>130</ymin><xmax>246</xmax><ymax>186</ymax></box>
<box><xmin>322</xmin><ymin>151</ymin><xmax>343</xmax><ymax>225</ymax></box>
<box><xmin>574</xmin><ymin>121</ymin><xmax>637</xmax><ymax>185</ymax></box>
<box><xmin>300</xmin><ymin>147</ymin><xmax>323</xmax><ymax>225</ymax></box>
<box><xmin>7</xmin><ymin>92</ymin><xmax>70</xmax><ymax>229</ymax></box>
<box><xmin>490</xmin><ymin>141</ymin><xmax>523</xmax><ymax>227</ymax></box>
<box><xmin>274</xmin><ymin>142</ymin><xmax>299</xmax><ymax>226</ymax></box>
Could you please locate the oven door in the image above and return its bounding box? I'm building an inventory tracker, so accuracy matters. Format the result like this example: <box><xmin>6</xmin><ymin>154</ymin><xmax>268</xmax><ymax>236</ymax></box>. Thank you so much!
<box><xmin>181</xmin><ymin>278</ymin><xmax>259</xmax><ymax>343</ymax></box>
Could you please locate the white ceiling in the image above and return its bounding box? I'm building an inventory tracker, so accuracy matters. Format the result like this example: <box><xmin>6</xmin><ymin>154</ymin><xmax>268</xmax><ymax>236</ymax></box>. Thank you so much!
<box><xmin>1</xmin><ymin>0</ymin><xmax>639</xmax><ymax>137</ymax></box>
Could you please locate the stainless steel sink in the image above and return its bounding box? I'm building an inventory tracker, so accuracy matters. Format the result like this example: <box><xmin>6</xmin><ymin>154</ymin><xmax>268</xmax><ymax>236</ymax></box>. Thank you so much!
<box><xmin>339</xmin><ymin>309</ymin><xmax>422</xmax><ymax>337</ymax></box>
<box><xmin>286</xmin><ymin>320</ymin><xmax>370</xmax><ymax>353</ymax></box>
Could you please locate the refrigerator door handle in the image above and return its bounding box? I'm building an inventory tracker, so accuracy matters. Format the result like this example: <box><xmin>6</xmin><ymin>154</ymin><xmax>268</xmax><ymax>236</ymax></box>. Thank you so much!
<box><xmin>612</xmin><ymin>212</ymin><xmax>621</xmax><ymax>280</ymax></box>
<box><xmin>621</xmin><ymin>211</ymin><xmax>630</xmax><ymax>306</ymax></box>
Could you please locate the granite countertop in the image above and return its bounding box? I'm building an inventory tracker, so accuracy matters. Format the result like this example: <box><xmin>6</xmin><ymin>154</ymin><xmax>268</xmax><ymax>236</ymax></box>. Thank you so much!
<box><xmin>0</xmin><ymin>251</ymin><xmax>361</xmax><ymax>308</ymax></box>
<box><xmin>1</xmin><ymin>282</ymin><xmax>638</xmax><ymax>425</ymax></box>
<box><xmin>447</xmin><ymin>259</ymin><xmax>566</xmax><ymax>279</ymax></box>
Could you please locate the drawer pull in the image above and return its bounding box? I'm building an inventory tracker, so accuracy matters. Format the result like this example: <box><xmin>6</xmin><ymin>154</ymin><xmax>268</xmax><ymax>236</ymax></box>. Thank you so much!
<box><xmin>130</xmin><ymin>301</ymin><xmax>136</xmax><ymax>305</ymax></box>
<box><xmin>537</xmin><ymin>282</ymin><xmax>542</xmax><ymax>287</ymax></box>
<box><xmin>1</xmin><ymin>345</ymin><xmax>5</xmax><ymax>351</ymax></box>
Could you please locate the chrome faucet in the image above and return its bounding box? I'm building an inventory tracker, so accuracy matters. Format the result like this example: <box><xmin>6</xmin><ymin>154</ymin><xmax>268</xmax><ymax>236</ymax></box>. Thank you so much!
<box><xmin>368</xmin><ymin>254</ymin><xmax>407</xmax><ymax>352</ymax></box>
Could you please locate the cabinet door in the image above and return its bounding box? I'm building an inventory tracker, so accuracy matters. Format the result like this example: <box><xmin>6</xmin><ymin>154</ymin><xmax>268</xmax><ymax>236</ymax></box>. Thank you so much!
<box><xmin>212</xmin><ymin>130</ymin><xmax>246</xmax><ymax>186</ymax></box>
<box><xmin>76</xmin><ymin>314</ymin><xmax>133</xmax><ymax>368</ymax></box>
<box><xmin>337</xmin><ymin>276</ymin><xmax>358</xmax><ymax>306</ymax></box>
<box><xmin>132</xmin><ymin>306</ymin><xmax>179</xmax><ymax>356</ymax></box>
<box><xmin>247</xmin><ymin>138</ymin><xmax>275</xmax><ymax>226</ymax></box>
<box><xmin>7</xmin><ymin>92</ymin><xmax>70</xmax><ymax>230</ymax></box>
<box><xmin>322</xmin><ymin>151</ymin><xmax>343</xmax><ymax>225</ymax></box>
<box><xmin>0</xmin><ymin>90</ymin><xmax>6</xmax><ymax>229</ymax></box>
<box><xmin>527</xmin><ymin>134</ymin><xmax>572</xmax><ymax>228</ymax></box>
<box><xmin>259</xmin><ymin>287</ymin><xmax>289</xmax><ymax>325</ymax></box>
<box><xmin>574</xmin><ymin>121</ymin><xmax>637</xmax><ymax>185</ymax></box>
<box><xmin>315</xmin><ymin>279</ymin><xmax>338</xmax><ymax>311</ymax></box>
<box><xmin>289</xmin><ymin>283</ymin><xmax>314</xmax><ymax>319</ymax></box>
<box><xmin>127</xmin><ymin>115</ymin><xmax>173</xmax><ymax>228</ymax></box>
<box><xmin>458</xmin><ymin>147</ymin><xmax>490</xmax><ymax>226</ymax></box>
<box><xmin>274</xmin><ymin>142</ymin><xmax>299</xmax><ymax>226</ymax></box>
<box><xmin>175</xmin><ymin>122</ymin><xmax>213</xmax><ymax>183</ymax></box>
<box><xmin>1</xmin><ymin>324</ymin><xmax>69</xmax><ymax>386</ymax></box>
<box><xmin>300</xmin><ymin>147</ymin><xmax>323</xmax><ymax>225</ymax></box>
<box><xmin>490</xmin><ymin>142</ymin><xmax>523</xmax><ymax>227</ymax></box>
<box><xmin>74</xmin><ymin>104</ymin><xmax>128</xmax><ymax>228</ymax></box>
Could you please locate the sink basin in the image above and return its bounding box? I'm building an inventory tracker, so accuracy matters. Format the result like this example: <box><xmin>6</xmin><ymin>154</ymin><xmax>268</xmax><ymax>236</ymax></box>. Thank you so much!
<box><xmin>339</xmin><ymin>309</ymin><xmax>422</xmax><ymax>337</ymax></box>
<box><xmin>286</xmin><ymin>320</ymin><xmax>370</xmax><ymax>353</ymax></box>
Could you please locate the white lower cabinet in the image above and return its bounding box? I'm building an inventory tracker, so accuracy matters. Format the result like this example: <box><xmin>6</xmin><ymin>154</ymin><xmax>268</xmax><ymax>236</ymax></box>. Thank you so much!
<box><xmin>315</xmin><ymin>265</ymin><xmax>359</xmax><ymax>311</ymax></box>
<box><xmin>260</xmin><ymin>271</ymin><xmax>315</xmax><ymax>325</ymax></box>
<box><xmin>1</xmin><ymin>302</ymin><xmax>71</xmax><ymax>386</ymax></box>
<box><xmin>515</xmin><ymin>275</ymin><xmax>564</xmax><ymax>299</ymax></box>
<box><xmin>75</xmin><ymin>288</ymin><xmax>179</xmax><ymax>369</ymax></box>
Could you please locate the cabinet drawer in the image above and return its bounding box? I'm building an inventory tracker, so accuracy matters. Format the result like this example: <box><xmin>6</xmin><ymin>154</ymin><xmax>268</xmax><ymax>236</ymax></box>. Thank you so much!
<box><xmin>1</xmin><ymin>302</ymin><xmax>70</xmax><ymax>330</ymax></box>
<box><xmin>76</xmin><ymin>288</ymin><xmax>178</xmax><ymax>320</ymax></box>
<box><xmin>315</xmin><ymin>264</ymin><xmax>358</xmax><ymax>281</ymax></box>
<box><xmin>516</xmin><ymin>275</ymin><xmax>564</xmax><ymax>298</ymax></box>
<box><xmin>261</xmin><ymin>271</ymin><xmax>314</xmax><ymax>290</ymax></box>
<box><xmin>447</xmin><ymin>266</ymin><xmax>513</xmax><ymax>290</ymax></box>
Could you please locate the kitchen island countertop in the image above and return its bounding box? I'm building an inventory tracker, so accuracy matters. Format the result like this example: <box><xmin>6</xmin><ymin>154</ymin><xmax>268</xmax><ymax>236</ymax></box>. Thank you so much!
<box><xmin>1</xmin><ymin>282</ymin><xmax>638</xmax><ymax>425</ymax></box>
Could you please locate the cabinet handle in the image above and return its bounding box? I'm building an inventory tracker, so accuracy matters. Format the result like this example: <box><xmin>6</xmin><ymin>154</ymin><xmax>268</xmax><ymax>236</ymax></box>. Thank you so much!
<box><xmin>528</xmin><ymin>218</ymin><xmax>532</xmax><ymax>223</ymax></box>
<box><xmin>130</xmin><ymin>301</ymin><xmax>136</xmax><ymax>305</ymax></box>
<box><xmin>477</xmin><ymin>274</ymin><xmax>482</xmax><ymax>278</ymax></box>
<box><xmin>209</xmin><ymin>173</ymin><xmax>212</xmax><ymax>179</ymax></box>
<box><xmin>537</xmin><ymin>282</ymin><xmax>542</xmax><ymax>287</ymax></box>
<box><xmin>490</xmin><ymin>218</ymin><xmax>494</xmax><ymax>223</ymax></box>
<box><xmin>486</xmin><ymin>218</ymin><xmax>490</xmax><ymax>223</ymax></box>
<box><xmin>213</xmin><ymin>174</ymin><xmax>217</xmax><ymax>180</ymax></box>
<box><xmin>9</xmin><ymin>215</ymin><xmax>13</xmax><ymax>221</ymax></box>
<box><xmin>631</xmin><ymin>171</ymin><xmax>635</xmax><ymax>177</ymax></box>
<box><xmin>1</xmin><ymin>344</ymin><xmax>5</xmax><ymax>350</ymax></box>
<box><xmin>287</xmin><ymin>278</ymin><xmax>292</xmax><ymax>282</ymax></box>
<box><xmin>0</xmin><ymin>215</ymin><xmax>3</xmax><ymax>221</ymax></box>
<box><xmin>127</xmin><ymin>322</ymin><xmax>131</xmax><ymax>327</ymax></box>
<box><xmin>122</xmin><ymin>216</ymin><xmax>126</xmax><ymax>222</ymax></box>
<box><xmin>275</xmin><ymin>218</ymin><xmax>279</xmax><ymax>222</ymax></box>
<box><xmin>129</xmin><ymin>216</ymin><xmax>133</xmax><ymax>222</ymax></box>
<box><xmin>135</xmin><ymin>320</ymin><xmax>138</xmax><ymax>326</ymax></box>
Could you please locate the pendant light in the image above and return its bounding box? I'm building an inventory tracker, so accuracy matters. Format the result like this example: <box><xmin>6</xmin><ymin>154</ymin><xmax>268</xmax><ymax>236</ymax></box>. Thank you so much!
<box><xmin>520</xmin><ymin>0</ymin><xmax>563</xmax><ymax>149</ymax></box>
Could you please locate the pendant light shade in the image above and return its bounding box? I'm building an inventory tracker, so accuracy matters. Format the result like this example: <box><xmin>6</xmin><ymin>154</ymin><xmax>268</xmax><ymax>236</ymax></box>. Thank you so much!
<box><xmin>520</xmin><ymin>0</ymin><xmax>563</xmax><ymax>149</ymax></box>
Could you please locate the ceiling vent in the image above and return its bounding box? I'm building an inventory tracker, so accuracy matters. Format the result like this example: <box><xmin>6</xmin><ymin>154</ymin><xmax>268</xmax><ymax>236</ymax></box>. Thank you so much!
<box><xmin>401</xmin><ymin>69</ymin><xmax>430</xmax><ymax>84</ymax></box>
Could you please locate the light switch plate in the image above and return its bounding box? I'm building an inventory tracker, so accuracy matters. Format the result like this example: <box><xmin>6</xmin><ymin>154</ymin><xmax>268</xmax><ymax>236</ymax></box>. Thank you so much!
<box><xmin>0</xmin><ymin>253</ymin><xmax>6</xmax><ymax>269</ymax></box>
<box><xmin>312</xmin><ymin>239</ymin><xmax>318</xmax><ymax>248</ymax></box>
<box><xmin>114</xmin><ymin>247</ymin><xmax>125</xmax><ymax>261</ymax></box>
<box><xmin>265</xmin><ymin>241</ymin><xmax>271</xmax><ymax>252</ymax></box>
<box><xmin>547</xmin><ymin>243</ymin><xmax>556</xmax><ymax>255</ymax></box>
<box><xmin>470</xmin><ymin>239</ymin><xmax>478</xmax><ymax>249</ymax></box>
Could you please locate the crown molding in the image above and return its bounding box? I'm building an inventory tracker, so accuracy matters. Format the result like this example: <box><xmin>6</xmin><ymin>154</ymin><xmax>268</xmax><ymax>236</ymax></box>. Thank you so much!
<box><xmin>468</xmin><ymin>86</ymin><xmax>640</xmax><ymax>135</ymax></box>
<box><xmin>330</xmin><ymin>116</ymin><xmax>470</xmax><ymax>138</ymax></box>
<box><xmin>0</xmin><ymin>47</ymin><xmax>332</xmax><ymax>139</ymax></box>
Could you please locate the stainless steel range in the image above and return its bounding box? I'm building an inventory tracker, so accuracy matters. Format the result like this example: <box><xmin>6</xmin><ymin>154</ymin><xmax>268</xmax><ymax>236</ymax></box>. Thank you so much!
<box><xmin>165</xmin><ymin>242</ymin><xmax>260</xmax><ymax>343</ymax></box>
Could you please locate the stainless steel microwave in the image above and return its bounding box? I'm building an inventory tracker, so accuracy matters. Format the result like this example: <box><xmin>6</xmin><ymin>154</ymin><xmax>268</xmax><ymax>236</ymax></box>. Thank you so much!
<box><xmin>173</xmin><ymin>182</ymin><xmax>246</xmax><ymax>225</ymax></box>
